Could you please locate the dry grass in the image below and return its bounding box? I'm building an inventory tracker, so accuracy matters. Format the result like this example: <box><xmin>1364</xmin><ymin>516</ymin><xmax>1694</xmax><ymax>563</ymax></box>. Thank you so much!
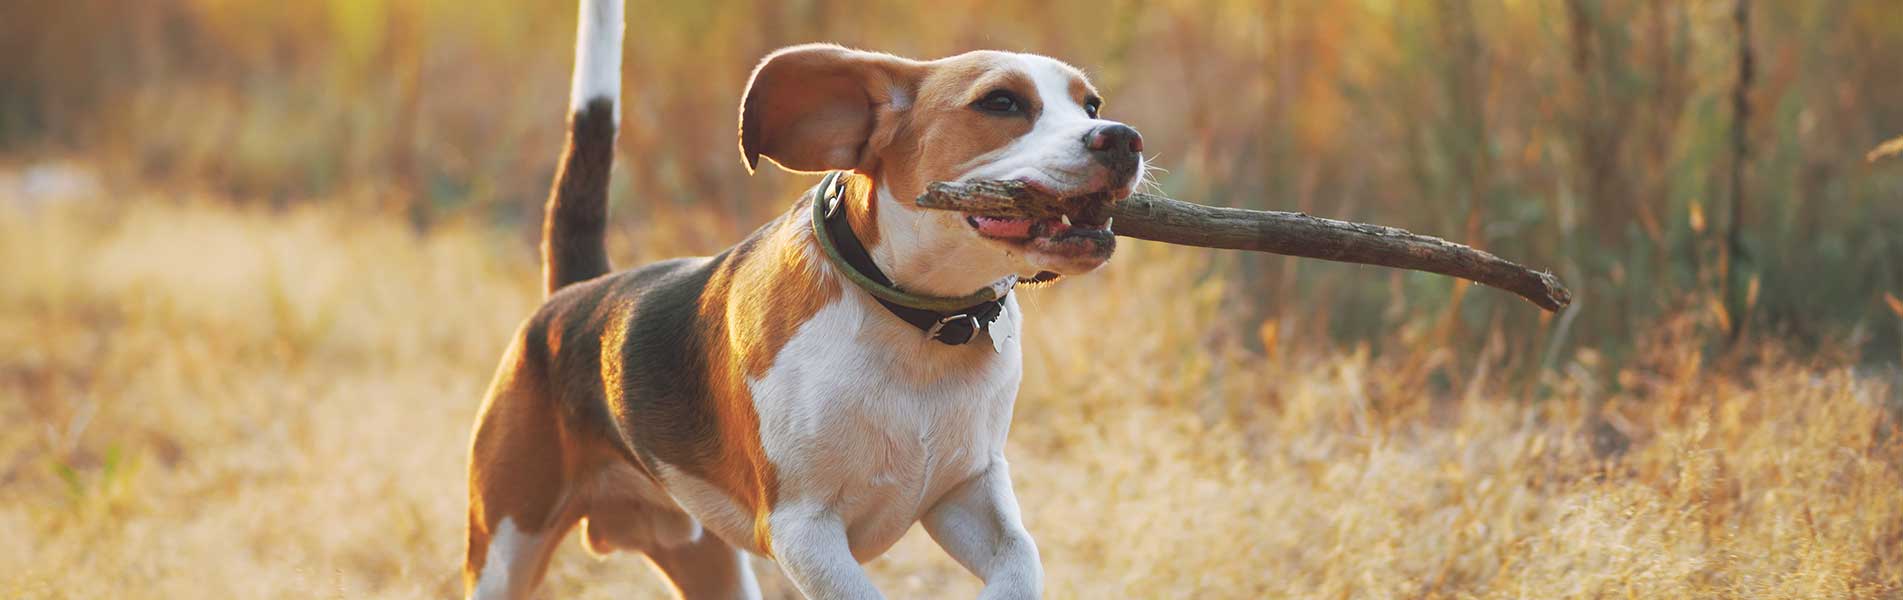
<box><xmin>3</xmin><ymin>182</ymin><xmax>1901</xmax><ymax>599</ymax></box>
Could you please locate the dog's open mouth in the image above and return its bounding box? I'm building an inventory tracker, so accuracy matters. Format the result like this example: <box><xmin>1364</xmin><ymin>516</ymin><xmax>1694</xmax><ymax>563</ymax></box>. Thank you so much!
<box><xmin>965</xmin><ymin>190</ymin><xmax>1115</xmax><ymax>245</ymax></box>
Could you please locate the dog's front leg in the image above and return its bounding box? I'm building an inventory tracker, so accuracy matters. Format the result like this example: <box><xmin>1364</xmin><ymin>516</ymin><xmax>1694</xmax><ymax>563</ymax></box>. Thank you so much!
<box><xmin>770</xmin><ymin>507</ymin><xmax>884</xmax><ymax>599</ymax></box>
<box><xmin>923</xmin><ymin>460</ymin><xmax>1043</xmax><ymax>599</ymax></box>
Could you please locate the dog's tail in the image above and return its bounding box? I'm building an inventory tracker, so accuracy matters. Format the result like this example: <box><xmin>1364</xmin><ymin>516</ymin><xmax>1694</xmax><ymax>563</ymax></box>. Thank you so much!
<box><xmin>542</xmin><ymin>0</ymin><xmax>624</xmax><ymax>295</ymax></box>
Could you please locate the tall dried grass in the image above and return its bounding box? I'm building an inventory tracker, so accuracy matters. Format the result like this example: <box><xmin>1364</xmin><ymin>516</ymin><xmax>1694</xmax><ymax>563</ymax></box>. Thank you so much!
<box><xmin>3</xmin><ymin>183</ymin><xmax>1898</xmax><ymax>598</ymax></box>
<box><xmin>7</xmin><ymin>0</ymin><xmax>1902</xmax><ymax>361</ymax></box>
<box><xmin>6</xmin><ymin>1</ymin><xmax>1903</xmax><ymax>596</ymax></box>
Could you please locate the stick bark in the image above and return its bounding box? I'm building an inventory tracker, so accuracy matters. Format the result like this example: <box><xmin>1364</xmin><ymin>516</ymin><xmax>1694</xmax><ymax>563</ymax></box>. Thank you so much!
<box><xmin>917</xmin><ymin>181</ymin><xmax>1573</xmax><ymax>312</ymax></box>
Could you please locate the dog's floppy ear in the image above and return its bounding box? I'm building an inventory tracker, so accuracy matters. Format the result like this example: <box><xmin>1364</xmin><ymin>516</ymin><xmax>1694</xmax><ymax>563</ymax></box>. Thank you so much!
<box><xmin>740</xmin><ymin>44</ymin><xmax>922</xmax><ymax>174</ymax></box>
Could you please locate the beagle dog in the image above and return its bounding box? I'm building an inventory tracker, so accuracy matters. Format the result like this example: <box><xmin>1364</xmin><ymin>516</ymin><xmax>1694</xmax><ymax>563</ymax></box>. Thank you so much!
<box><xmin>463</xmin><ymin>1</ymin><xmax>1144</xmax><ymax>598</ymax></box>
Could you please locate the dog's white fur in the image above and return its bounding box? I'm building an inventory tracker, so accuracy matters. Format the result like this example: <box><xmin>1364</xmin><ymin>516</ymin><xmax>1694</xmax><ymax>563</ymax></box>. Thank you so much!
<box><xmin>568</xmin><ymin>0</ymin><xmax>622</xmax><ymax>119</ymax></box>
<box><xmin>754</xmin><ymin>295</ymin><xmax>1029</xmax><ymax>597</ymax></box>
<box><xmin>472</xmin><ymin>518</ymin><xmax>546</xmax><ymax>599</ymax></box>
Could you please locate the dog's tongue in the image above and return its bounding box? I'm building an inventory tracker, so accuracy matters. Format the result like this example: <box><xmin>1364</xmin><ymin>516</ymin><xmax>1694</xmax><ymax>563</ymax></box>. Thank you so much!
<box><xmin>971</xmin><ymin>215</ymin><xmax>1036</xmax><ymax>239</ymax></box>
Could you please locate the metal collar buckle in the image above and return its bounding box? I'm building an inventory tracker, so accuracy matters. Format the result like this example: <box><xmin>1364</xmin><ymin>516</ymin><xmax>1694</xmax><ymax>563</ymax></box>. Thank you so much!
<box><xmin>823</xmin><ymin>176</ymin><xmax>844</xmax><ymax>219</ymax></box>
<box><xmin>925</xmin><ymin>313</ymin><xmax>979</xmax><ymax>341</ymax></box>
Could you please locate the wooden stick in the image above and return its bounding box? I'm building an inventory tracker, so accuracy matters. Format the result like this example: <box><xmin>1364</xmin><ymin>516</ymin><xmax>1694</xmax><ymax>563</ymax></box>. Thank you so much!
<box><xmin>916</xmin><ymin>181</ymin><xmax>1573</xmax><ymax>312</ymax></box>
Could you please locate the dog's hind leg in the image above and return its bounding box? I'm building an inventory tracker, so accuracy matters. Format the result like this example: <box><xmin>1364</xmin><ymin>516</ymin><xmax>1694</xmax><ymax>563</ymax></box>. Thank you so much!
<box><xmin>466</xmin><ymin>514</ymin><xmax>568</xmax><ymax>600</ymax></box>
<box><xmin>642</xmin><ymin>532</ymin><xmax>763</xmax><ymax>600</ymax></box>
<box><xmin>464</xmin><ymin>335</ymin><xmax>580</xmax><ymax>600</ymax></box>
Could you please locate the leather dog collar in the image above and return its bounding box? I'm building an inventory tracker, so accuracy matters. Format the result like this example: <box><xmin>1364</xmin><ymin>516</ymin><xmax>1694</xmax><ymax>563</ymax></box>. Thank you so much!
<box><xmin>810</xmin><ymin>172</ymin><xmax>1012</xmax><ymax>345</ymax></box>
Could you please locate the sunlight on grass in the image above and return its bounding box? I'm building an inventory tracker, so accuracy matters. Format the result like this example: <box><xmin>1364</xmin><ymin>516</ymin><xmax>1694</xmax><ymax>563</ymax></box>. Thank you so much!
<box><xmin>3</xmin><ymin>192</ymin><xmax>1897</xmax><ymax>598</ymax></box>
<box><xmin>6</xmin><ymin>0</ymin><xmax>1903</xmax><ymax>596</ymax></box>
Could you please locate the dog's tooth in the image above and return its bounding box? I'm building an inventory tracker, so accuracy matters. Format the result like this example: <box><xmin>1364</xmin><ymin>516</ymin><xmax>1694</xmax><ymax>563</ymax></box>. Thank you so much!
<box><xmin>1061</xmin><ymin>214</ymin><xmax>1072</xmax><ymax>226</ymax></box>
<box><xmin>1104</xmin><ymin>217</ymin><xmax>1113</xmax><ymax>229</ymax></box>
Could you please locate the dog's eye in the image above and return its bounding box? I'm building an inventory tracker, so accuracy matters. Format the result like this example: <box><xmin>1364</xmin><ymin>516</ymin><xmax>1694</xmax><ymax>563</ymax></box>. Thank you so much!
<box><xmin>972</xmin><ymin>90</ymin><xmax>1024</xmax><ymax>115</ymax></box>
<box><xmin>1084</xmin><ymin>97</ymin><xmax>1102</xmax><ymax>119</ymax></box>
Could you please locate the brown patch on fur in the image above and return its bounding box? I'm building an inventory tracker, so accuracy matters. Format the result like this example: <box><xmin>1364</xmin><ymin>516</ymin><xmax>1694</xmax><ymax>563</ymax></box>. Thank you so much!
<box><xmin>464</xmin><ymin>326</ymin><xmax>579</xmax><ymax>592</ymax></box>
<box><xmin>1069</xmin><ymin>77</ymin><xmax>1099</xmax><ymax>108</ymax></box>
<box><xmin>840</xmin><ymin>172</ymin><xmax>881</xmax><ymax>249</ymax></box>
<box><xmin>729</xmin><ymin>208</ymin><xmax>843</xmax><ymax>379</ymax></box>
<box><xmin>465</xmin><ymin>323</ymin><xmax>675</xmax><ymax>592</ymax></box>
<box><xmin>740</xmin><ymin>44</ymin><xmax>925</xmax><ymax>173</ymax></box>
<box><xmin>873</xmin><ymin>52</ymin><xmax>1043</xmax><ymax>207</ymax></box>
<box><xmin>466</xmin><ymin>221</ymin><xmax>823</xmax><ymax>578</ymax></box>
<box><xmin>687</xmin><ymin>207</ymin><xmax>841</xmax><ymax>553</ymax></box>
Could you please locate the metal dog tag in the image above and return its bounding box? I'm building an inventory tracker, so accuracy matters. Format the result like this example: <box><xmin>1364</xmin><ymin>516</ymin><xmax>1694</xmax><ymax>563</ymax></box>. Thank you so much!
<box><xmin>990</xmin><ymin>303</ymin><xmax>1015</xmax><ymax>354</ymax></box>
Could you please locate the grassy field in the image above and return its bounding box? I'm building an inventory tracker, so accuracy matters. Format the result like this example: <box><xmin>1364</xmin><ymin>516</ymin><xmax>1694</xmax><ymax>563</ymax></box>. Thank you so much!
<box><xmin>5</xmin><ymin>1</ymin><xmax>1903</xmax><ymax>597</ymax></box>
<box><xmin>3</xmin><ymin>176</ymin><xmax>1899</xmax><ymax>598</ymax></box>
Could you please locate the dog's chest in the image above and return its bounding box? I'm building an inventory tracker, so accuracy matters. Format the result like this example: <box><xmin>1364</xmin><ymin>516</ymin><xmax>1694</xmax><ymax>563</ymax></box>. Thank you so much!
<box><xmin>754</xmin><ymin>296</ymin><xmax>1023</xmax><ymax>558</ymax></box>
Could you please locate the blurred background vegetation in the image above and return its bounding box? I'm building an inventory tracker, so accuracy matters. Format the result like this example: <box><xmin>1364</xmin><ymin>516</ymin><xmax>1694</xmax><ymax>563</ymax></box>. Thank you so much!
<box><xmin>7</xmin><ymin>2</ymin><xmax>1903</xmax><ymax>596</ymax></box>
<box><xmin>4</xmin><ymin>0</ymin><xmax>1901</xmax><ymax>373</ymax></box>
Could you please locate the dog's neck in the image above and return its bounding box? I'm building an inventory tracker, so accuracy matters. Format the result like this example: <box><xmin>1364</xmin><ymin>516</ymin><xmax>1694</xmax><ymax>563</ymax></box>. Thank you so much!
<box><xmin>838</xmin><ymin>176</ymin><xmax>1021</xmax><ymax>298</ymax></box>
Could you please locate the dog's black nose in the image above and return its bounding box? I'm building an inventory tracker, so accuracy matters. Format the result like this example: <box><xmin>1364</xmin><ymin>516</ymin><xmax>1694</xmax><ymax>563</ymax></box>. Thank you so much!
<box><xmin>1084</xmin><ymin>124</ymin><xmax>1143</xmax><ymax>176</ymax></box>
<box><xmin>1086</xmin><ymin>124</ymin><xmax>1143</xmax><ymax>156</ymax></box>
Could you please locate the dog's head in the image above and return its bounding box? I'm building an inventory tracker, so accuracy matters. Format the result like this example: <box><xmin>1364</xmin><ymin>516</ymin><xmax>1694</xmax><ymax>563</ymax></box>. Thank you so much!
<box><xmin>741</xmin><ymin>44</ymin><xmax>1145</xmax><ymax>296</ymax></box>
